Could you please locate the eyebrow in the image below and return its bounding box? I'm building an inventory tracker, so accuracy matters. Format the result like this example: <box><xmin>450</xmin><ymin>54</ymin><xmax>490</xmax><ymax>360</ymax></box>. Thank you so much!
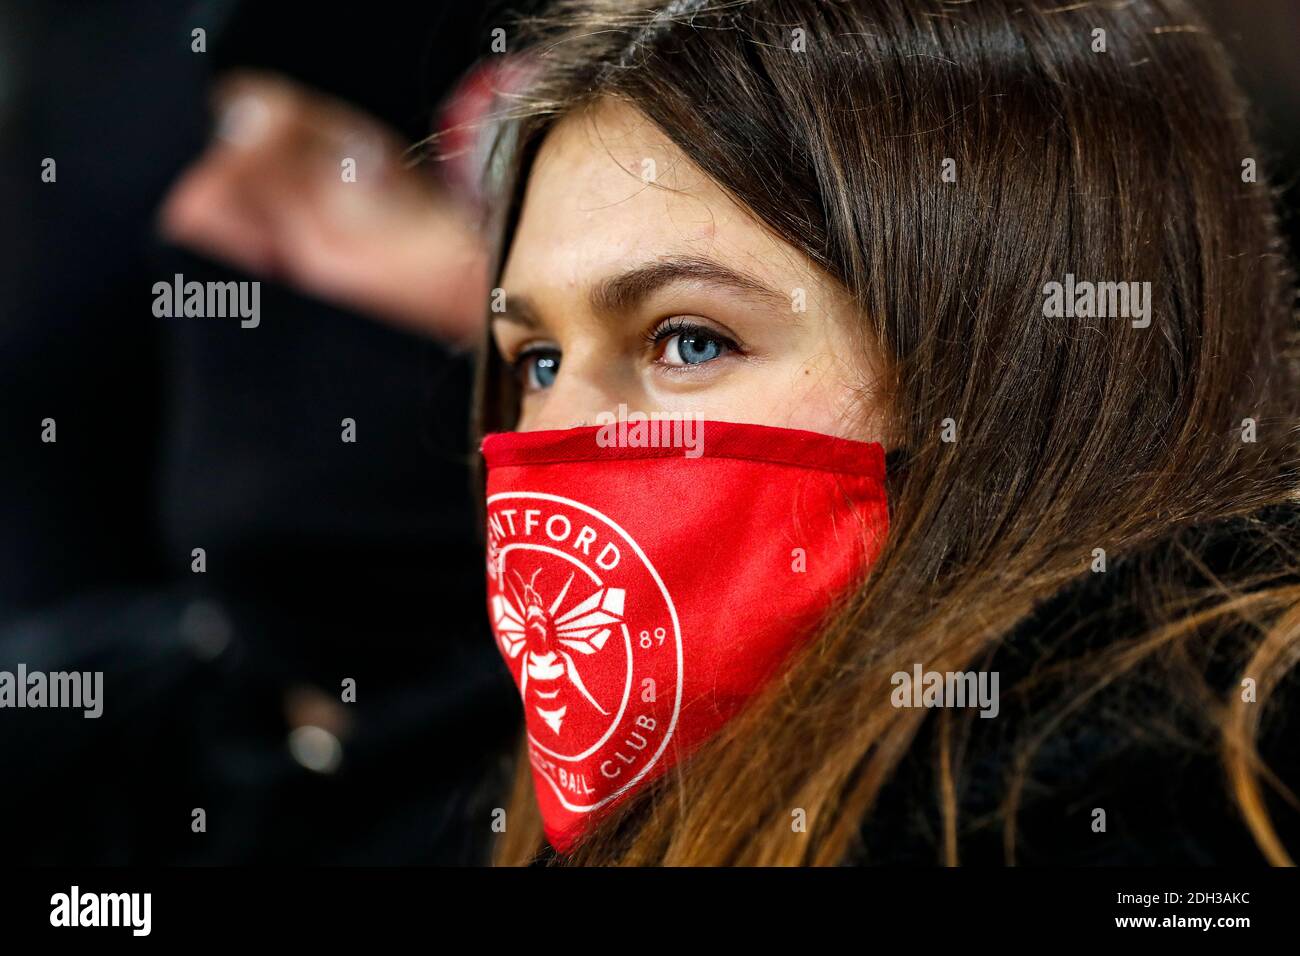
<box><xmin>591</xmin><ymin>255</ymin><xmax>789</xmax><ymax>315</ymax></box>
<box><xmin>493</xmin><ymin>254</ymin><xmax>790</xmax><ymax>329</ymax></box>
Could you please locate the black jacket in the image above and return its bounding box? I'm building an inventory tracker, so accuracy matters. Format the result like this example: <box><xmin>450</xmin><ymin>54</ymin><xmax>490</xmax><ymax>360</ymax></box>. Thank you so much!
<box><xmin>858</xmin><ymin>503</ymin><xmax>1300</xmax><ymax>865</ymax></box>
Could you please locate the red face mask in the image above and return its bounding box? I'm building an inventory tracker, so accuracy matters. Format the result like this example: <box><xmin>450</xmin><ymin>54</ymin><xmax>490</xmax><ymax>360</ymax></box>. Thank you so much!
<box><xmin>482</xmin><ymin>420</ymin><xmax>889</xmax><ymax>852</ymax></box>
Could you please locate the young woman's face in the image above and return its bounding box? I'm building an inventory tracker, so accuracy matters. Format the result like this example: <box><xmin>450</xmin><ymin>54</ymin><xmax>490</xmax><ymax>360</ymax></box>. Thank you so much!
<box><xmin>493</xmin><ymin>100</ymin><xmax>884</xmax><ymax>441</ymax></box>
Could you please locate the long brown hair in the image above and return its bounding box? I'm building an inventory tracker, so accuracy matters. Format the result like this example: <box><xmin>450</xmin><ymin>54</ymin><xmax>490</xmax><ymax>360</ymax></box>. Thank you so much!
<box><xmin>470</xmin><ymin>0</ymin><xmax>1300</xmax><ymax>865</ymax></box>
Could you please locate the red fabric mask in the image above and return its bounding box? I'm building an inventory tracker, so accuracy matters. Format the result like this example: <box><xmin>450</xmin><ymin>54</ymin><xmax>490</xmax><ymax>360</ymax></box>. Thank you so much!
<box><xmin>482</xmin><ymin>420</ymin><xmax>889</xmax><ymax>852</ymax></box>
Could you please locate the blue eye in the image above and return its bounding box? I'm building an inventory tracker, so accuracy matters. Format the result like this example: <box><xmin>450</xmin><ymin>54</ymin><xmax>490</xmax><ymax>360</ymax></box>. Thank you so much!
<box><xmin>516</xmin><ymin>349</ymin><xmax>560</xmax><ymax>391</ymax></box>
<box><xmin>658</xmin><ymin>322</ymin><xmax>734</xmax><ymax>367</ymax></box>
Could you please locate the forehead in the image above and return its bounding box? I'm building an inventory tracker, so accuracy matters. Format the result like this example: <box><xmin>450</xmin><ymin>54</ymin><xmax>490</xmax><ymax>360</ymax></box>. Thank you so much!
<box><xmin>502</xmin><ymin>99</ymin><xmax>809</xmax><ymax>294</ymax></box>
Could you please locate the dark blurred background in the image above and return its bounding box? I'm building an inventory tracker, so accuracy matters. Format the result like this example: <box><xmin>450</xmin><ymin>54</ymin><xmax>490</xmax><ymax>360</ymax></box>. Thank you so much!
<box><xmin>0</xmin><ymin>0</ymin><xmax>529</xmax><ymax>864</ymax></box>
<box><xmin>0</xmin><ymin>0</ymin><xmax>1296</xmax><ymax>865</ymax></box>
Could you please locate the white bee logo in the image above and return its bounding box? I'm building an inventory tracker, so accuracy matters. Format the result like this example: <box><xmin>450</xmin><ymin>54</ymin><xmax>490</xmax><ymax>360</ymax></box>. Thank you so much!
<box><xmin>492</xmin><ymin>568</ymin><xmax>626</xmax><ymax>735</ymax></box>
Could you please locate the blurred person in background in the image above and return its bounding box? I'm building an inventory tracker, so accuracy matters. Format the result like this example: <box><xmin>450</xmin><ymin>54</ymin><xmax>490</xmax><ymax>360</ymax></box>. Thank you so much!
<box><xmin>0</xmin><ymin>0</ymin><xmax>523</xmax><ymax>863</ymax></box>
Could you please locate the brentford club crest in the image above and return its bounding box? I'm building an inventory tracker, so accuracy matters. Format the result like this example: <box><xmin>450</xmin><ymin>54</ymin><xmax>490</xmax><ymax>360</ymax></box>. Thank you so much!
<box><xmin>486</xmin><ymin>492</ymin><xmax>682</xmax><ymax>814</ymax></box>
